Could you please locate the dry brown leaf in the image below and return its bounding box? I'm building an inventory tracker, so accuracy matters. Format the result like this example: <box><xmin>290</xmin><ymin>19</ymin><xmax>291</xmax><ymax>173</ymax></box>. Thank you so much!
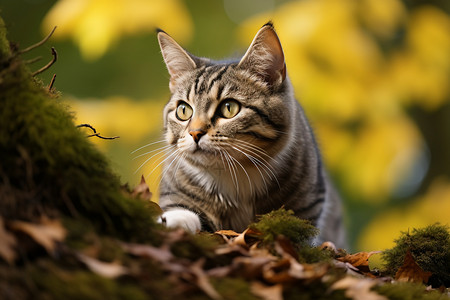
<box><xmin>395</xmin><ymin>250</ymin><xmax>432</xmax><ymax>284</ymax></box>
<box><xmin>8</xmin><ymin>217</ymin><xmax>66</xmax><ymax>254</ymax></box>
<box><xmin>263</xmin><ymin>257</ymin><xmax>295</xmax><ymax>284</ymax></box>
<box><xmin>231</xmin><ymin>255</ymin><xmax>276</xmax><ymax>279</ymax></box>
<box><xmin>190</xmin><ymin>259</ymin><xmax>223</xmax><ymax>300</ymax></box>
<box><xmin>233</xmin><ymin>227</ymin><xmax>261</xmax><ymax>248</ymax></box>
<box><xmin>275</xmin><ymin>235</ymin><xmax>299</xmax><ymax>260</ymax></box>
<box><xmin>215</xmin><ymin>229</ymin><xmax>240</xmax><ymax>237</ymax></box>
<box><xmin>132</xmin><ymin>175</ymin><xmax>153</xmax><ymax>201</ymax></box>
<box><xmin>251</xmin><ymin>282</ymin><xmax>283</xmax><ymax>300</ymax></box>
<box><xmin>0</xmin><ymin>217</ymin><xmax>17</xmax><ymax>264</ymax></box>
<box><xmin>330</xmin><ymin>276</ymin><xmax>388</xmax><ymax>300</ymax></box>
<box><xmin>121</xmin><ymin>242</ymin><xmax>174</xmax><ymax>263</ymax></box>
<box><xmin>320</xmin><ymin>241</ymin><xmax>337</xmax><ymax>253</ymax></box>
<box><xmin>77</xmin><ymin>253</ymin><xmax>128</xmax><ymax>278</ymax></box>
<box><xmin>337</xmin><ymin>251</ymin><xmax>381</xmax><ymax>273</ymax></box>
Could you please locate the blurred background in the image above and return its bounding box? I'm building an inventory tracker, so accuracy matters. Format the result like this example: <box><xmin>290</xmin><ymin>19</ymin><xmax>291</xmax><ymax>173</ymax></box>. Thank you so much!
<box><xmin>1</xmin><ymin>0</ymin><xmax>449</xmax><ymax>253</ymax></box>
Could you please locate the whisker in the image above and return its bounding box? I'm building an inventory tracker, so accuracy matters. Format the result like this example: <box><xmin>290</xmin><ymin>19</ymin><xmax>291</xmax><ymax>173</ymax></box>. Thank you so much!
<box><xmin>147</xmin><ymin>148</ymin><xmax>180</xmax><ymax>179</ymax></box>
<box><xmin>225</xmin><ymin>149</ymin><xmax>253</xmax><ymax>195</ymax></box>
<box><xmin>231</xmin><ymin>139</ymin><xmax>273</xmax><ymax>161</ymax></box>
<box><xmin>134</xmin><ymin>144</ymin><xmax>176</xmax><ymax>174</ymax></box>
<box><xmin>231</xmin><ymin>145</ymin><xmax>269</xmax><ymax>195</ymax></box>
<box><xmin>228</xmin><ymin>139</ymin><xmax>281</xmax><ymax>190</ymax></box>
<box><xmin>219</xmin><ymin>146</ymin><xmax>239</xmax><ymax>196</ymax></box>
<box><xmin>132</xmin><ymin>144</ymin><xmax>173</xmax><ymax>160</ymax></box>
<box><xmin>131</xmin><ymin>139</ymin><xmax>167</xmax><ymax>154</ymax></box>
<box><xmin>155</xmin><ymin>150</ymin><xmax>183</xmax><ymax>187</ymax></box>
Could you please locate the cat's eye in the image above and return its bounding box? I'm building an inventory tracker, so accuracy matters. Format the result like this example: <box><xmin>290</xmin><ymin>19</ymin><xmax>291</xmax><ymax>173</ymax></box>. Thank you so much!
<box><xmin>176</xmin><ymin>102</ymin><xmax>193</xmax><ymax>121</ymax></box>
<box><xmin>219</xmin><ymin>100</ymin><xmax>240</xmax><ymax>119</ymax></box>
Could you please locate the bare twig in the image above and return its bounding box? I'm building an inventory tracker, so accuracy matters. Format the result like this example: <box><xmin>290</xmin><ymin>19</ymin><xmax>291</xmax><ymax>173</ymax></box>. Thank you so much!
<box><xmin>77</xmin><ymin>124</ymin><xmax>97</xmax><ymax>133</ymax></box>
<box><xmin>48</xmin><ymin>74</ymin><xmax>56</xmax><ymax>91</ymax></box>
<box><xmin>87</xmin><ymin>133</ymin><xmax>120</xmax><ymax>140</ymax></box>
<box><xmin>32</xmin><ymin>47</ymin><xmax>57</xmax><ymax>76</ymax></box>
<box><xmin>20</xmin><ymin>26</ymin><xmax>57</xmax><ymax>54</ymax></box>
<box><xmin>77</xmin><ymin>124</ymin><xmax>120</xmax><ymax>140</ymax></box>
<box><xmin>24</xmin><ymin>56</ymin><xmax>43</xmax><ymax>65</ymax></box>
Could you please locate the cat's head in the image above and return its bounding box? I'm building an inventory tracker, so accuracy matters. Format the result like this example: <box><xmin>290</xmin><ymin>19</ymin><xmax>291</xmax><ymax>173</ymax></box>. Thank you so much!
<box><xmin>157</xmin><ymin>23</ymin><xmax>291</xmax><ymax>168</ymax></box>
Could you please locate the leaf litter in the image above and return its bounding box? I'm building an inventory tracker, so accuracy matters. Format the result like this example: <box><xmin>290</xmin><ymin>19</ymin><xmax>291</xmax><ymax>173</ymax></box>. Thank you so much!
<box><xmin>1</xmin><ymin>177</ymin><xmax>449</xmax><ymax>299</ymax></box>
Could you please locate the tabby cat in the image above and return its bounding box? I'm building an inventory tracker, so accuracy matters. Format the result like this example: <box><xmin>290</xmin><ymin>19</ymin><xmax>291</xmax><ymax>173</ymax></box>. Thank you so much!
<box><xmin>155</xmin><ymin>22</ymin><xmax>346</xmax><ymax>248</ymax></box>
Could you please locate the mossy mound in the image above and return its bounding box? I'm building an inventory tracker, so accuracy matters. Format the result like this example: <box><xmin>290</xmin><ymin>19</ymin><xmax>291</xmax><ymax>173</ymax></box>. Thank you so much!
<box><xmin>0</xmin><ymin>18</ymin><xmax>159</xmax><ymax>244</ymax></box>
<box><xmin>382</xmin><ymin>223</ymin><xmax>450</xmax><ymax>287</ymax></box>
<box><xmin>249</xmin><ymin>208</ymin><xmax>319</xmax><ymax>246</ymax></box>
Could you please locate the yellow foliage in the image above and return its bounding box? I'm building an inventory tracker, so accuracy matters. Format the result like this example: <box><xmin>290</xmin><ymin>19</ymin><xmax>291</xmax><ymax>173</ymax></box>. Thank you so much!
<box><xmin>389</xmin><ymin>6</ymin><xmax>450</xmax><ymax>110</ymax></box>
<box><xmin>70</xmin><ymin>97</ymin><xmax>164</xmax><ymax>145</ymax></box>
<box><xmin>357</xmin><ymin>178</ymin><xmax>450</xmax><ymax>253</ymax></box>
<box><xmin>42</xmin><ymin>0</ymin><xmax>193</xmax><ymax>60</ymax></box>
<box><xmin>239</xmin><ymin>0</ymin><xmax>450</xmax><ymax>202</ymax></box>
<box><xmin>359</xmin><ymin>0</ymin><xmax>407</xmax><ymax>38</ymax></box>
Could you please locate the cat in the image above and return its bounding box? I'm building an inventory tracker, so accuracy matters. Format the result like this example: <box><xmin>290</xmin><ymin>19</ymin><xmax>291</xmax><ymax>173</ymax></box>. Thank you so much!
<box><xmin>155</xmin><ymin>22</ymin><xmax>346</xmax><ymax>248</ymax></box>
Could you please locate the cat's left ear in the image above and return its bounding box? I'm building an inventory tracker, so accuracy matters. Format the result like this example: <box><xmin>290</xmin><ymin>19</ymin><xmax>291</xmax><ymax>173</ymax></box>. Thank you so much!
<box><xmin>238</xmin><ymin>22</ymin><xmax>286</xmax><ymax>87</ymax></box>
<box><xmin>157</xmin><ymin>30</ymin><xmax>198</xmax><ymax>89</ymax></box>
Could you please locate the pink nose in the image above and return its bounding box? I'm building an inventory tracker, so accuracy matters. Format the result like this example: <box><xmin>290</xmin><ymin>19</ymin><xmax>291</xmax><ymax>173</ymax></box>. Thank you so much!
<box><xmin>189</xmin><ymin>130</ymin><xmax>206</xmax><ymax>143</ymax></box>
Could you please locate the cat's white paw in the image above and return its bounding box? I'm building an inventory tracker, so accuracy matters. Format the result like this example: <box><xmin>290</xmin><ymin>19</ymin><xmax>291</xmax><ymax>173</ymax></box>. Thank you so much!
<box><xmin>159</xmin><ymin>209</ymin><xmax>201</xmax><ymax>233</ymax></box>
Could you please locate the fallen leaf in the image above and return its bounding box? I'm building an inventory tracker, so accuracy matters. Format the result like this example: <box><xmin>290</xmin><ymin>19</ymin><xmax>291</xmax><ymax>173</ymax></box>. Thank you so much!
<box><xmin>215</xmin><ymin>229</ymin><xmax>240</xmax><ymax>236</ymax></box>
<box><xmin>0</xmin><ymin>217</ymin><xmax>17</xmax><ymax>264</ymax></box>
<box><xmin>395</xmin><ymin>250</ymin><xmax>432</xmax><ymax>284</ymax></box>
<box><xmin>251</xmin><ymin>282</ymin><xmax>283</xmax><ymax>300</ymax></box>
<box><xmin>132</xmin><ymin>175</ymin><xmax>153</xmax><ymax>201</ymax></box>
<box><xmin>274</xmin><ymin>235</ymin><xmax>299</xmax><ymax>260</ymax></box>
<box><xmin>330</xmin><ymin>276</ymin><xmax>388</xmax><ymax>300</ymax></box>
<box><xmin>189</xmin><ymin>259</ymin><xmax>223</xmax><ymax>300</ymax></box>
<box><xmin>337</xmin><ymin>251</ymin><xmax>381</xmax><ymax>273</ymax></box>
<box><xmin>8</xmin><ymin>217</ymin><xmax>66</xmax><ymax>254</ymax></box>
<box><xmin>121</xmin><ymin>242</ymin><xmax>174</xmax><ymax>263</ymax></box>
<box><xmin>77</xmin><ymin>253</ymin><xmax>128</xmax><ymax>278</ymax></box>
<box><xmin>231</xmin><ymin>255</ymin><xmax>276</xmax><ymax>279</ymax></box>
<box><xmin>263</xmin><ymin>257</ymin><xmax>293</xmax><ymax>284</ymax></box>
<box><xmin>233</xmin><ymin>227</ymin><xmax>261</xmax><ymax>248</ymax></box>
<box><xmin>319</xmin><ymin>241</ymin><xmax>337</xmax><ymax>253</ymax></box>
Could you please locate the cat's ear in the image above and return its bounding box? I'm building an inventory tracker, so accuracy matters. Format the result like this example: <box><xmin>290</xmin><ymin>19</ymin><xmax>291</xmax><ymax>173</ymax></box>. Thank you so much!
<box><xmin>157</xmin><ymin>30</ymin><xmax>197</xmax><ymax>85</ymax></box>
<box><xmin>238</xmin><ymin>22</ymin><xmax>286</xmax><ymax>87</ymax></box>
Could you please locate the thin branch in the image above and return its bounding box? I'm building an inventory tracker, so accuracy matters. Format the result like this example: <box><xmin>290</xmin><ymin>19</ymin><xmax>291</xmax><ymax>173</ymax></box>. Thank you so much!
<box><xmin>24</xmin><ymin>56</ymin><xmax>43</xmax><ymax>65</ymax></box>
<box><xmin>87</xmin><ymin>133</ymin><xmax>120</xmax><ymax>140</ymax></box>
<box><xmin>20</xmin><ymin>26</ymin><xmax>57</xmax><ymax>54</ymax></box>
<box><xmin>77</xmin><ymin>124</ymin><xmax>97</xmax><ymax>134</ymax></box>
<box><xmin>77</xmin><ymin>124</ymin><xmax>120</xmax><ymax>140</ymax></box>
<box><xmin>32</xmin><ymin>47</ymin><xmax>57</xmax><ymax>77</ymax></box>
<box><xmin>48</xmin><ymin>74</ymin><xmax>56</xmax><ymax>91</ymax></box>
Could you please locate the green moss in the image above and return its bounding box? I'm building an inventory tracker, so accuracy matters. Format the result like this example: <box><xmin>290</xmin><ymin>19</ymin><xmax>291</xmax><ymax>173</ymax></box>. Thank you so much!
<box><xmin>29</xmin><ymin>261</ymin><xmax>148</xmax><ymax>300</ymax></box>
<box><xmin>249</xmin><ymin>208</ymin><xmax>319</xmax><ymax>246</ymax></box>
<box><xmin>374</xmin><ymin>282</ymin><xmax>448</xmax><ymax>300</ymax></box>
<box><xmin>283</xmin><ymin>281</ymin><xmax>349</xmax><ymax>300</ymax></box>
<box><xmin>297</xmin><ymin>246</ymin><xmax>333</xmax><ymax>264</ymax></box>
<box><xmin>0</xmin><ymin>17</ymin><xmax>160</xmax><ymax>244</ymax></box>
<box><xmin>211</xmin><ymin>277</ymin><xmax>259</xmax><ymax>300</ymax></box>
<box><xmin>382</xmin><ymin>223</ymin><xmax>450</xmax><ymax>287</ymax></box>
<box><xmin>170</xmin><ymin>232</ymin><xmax>222</xmax><ymax>262</ymax></box>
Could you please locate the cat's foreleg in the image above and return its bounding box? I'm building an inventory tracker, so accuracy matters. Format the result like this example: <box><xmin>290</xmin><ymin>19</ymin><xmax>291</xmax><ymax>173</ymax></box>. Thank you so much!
<box><xmin>158</xmin><ymin>208</ymin><xmax>201</xmax><ymax>233</ymax></box>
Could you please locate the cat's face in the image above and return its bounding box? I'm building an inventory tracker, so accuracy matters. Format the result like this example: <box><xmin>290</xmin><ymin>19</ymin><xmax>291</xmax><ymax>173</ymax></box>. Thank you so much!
<box><xmin>158</xmin><ymin>24</ymin><xmax>289</xmax><ymax>168</ymax></box>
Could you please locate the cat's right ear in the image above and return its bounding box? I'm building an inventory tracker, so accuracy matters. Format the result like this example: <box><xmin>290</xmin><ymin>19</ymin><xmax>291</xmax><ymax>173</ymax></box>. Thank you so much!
<box><xmin>157</xmin><ymin>30</ymin><xmax>197</xmax><ymax>89</ymax></box>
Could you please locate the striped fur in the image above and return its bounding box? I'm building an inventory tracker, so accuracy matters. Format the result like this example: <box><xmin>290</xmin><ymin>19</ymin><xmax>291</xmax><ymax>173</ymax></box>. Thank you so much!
<box><xmin>155</xmin><ymin>23</ymin><xmax>346</xmax><ymax>248</ymax></box>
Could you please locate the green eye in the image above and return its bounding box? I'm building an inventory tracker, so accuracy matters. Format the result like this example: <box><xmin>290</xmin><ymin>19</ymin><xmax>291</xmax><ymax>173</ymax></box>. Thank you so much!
<box><xmin>176</xmin><ymin>102</ymin><xmax>193</xmax><ymax>121</ymax></box>
<box><xmin>220</xmin><ymin>100</ymin><xmax>240</xmax><ymax>119</ymax></box>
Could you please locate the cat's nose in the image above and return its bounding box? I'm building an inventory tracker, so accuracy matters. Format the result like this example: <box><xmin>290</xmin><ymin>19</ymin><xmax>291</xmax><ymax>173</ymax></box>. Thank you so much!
<box><xmin>189</xmin><ymin>130</ymin><xmax>206</xmax><ymax>144</ymax></box>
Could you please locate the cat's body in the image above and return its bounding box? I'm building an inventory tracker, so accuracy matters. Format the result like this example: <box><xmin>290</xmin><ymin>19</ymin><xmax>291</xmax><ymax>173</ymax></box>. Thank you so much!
<box><xmin>156</xmin><ymin>23</ymin><xmax>346</xmax><ymax>248</ymax></box>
